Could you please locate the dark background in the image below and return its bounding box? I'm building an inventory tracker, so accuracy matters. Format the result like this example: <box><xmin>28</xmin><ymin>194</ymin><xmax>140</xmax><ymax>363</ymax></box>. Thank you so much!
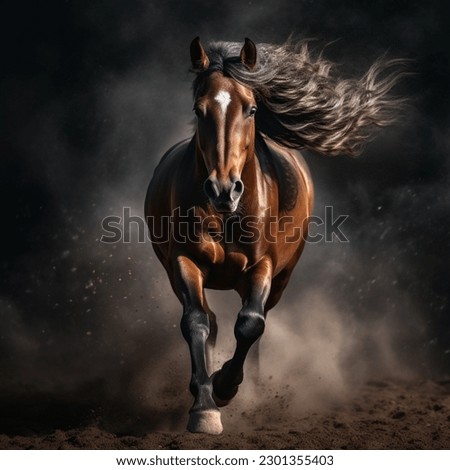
<box><xmin>1</xmin><ymin>0</ymin><xmax>449</xmax><ymax>434</ymax></box>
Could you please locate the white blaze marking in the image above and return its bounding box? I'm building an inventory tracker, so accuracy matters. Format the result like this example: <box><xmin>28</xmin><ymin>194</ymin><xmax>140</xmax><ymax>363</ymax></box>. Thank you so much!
<box><xmin>214</xmin><ymin>90</ymin><xmax>231</xmax><ymax>115</ymax></box>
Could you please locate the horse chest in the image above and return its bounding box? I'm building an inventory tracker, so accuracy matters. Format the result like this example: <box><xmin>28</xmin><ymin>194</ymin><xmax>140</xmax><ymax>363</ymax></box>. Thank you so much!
<box><xmin>182</xmin><ymin>219</ymin><xmax>262</xmax><ymax>288</ymax></box>
<box><xmin>201</xmin><ymin>241</ymin><xmax>251</xmax><ymax>289</ymax></box>
<box><xmin>195</xmin><ymin>236</ymin><xmax>250</xmax><ymax>271</ymax></box>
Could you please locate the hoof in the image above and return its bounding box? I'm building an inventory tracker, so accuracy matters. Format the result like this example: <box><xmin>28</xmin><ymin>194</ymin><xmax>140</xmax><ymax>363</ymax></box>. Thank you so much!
<box><xmin>211</xmin><ymin>371</ymin><xmax>238</xmax><ymax>408</ymax></box>
<box><xmin>187</xmin><ymin>409</ymin><xmax>223</xmax><ymax>435</ymax></box>
<box><xmin>212</xmin><ymin>390</ymin><xmax>232</xmax><ymax>408</ymax></box>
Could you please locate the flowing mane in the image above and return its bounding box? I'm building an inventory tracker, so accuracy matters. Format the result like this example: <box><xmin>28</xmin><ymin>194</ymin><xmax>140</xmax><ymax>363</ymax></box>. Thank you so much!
<box><xmin>192</xmin><ymin>40</ymin><xmax>406</xmax><ymax>157</ymax></box>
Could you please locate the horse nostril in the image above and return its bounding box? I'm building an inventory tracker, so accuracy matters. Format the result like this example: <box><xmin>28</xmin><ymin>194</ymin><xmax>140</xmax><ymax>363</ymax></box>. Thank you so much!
<box><xmin>231</xmin><ymin>179</ymin><xmax>244</xmax><ymax>201</ymax></box>
<box><xmin>203</xmin><ymin>178</ymin><xmax>220</xmax><ymax>200</ymax></box>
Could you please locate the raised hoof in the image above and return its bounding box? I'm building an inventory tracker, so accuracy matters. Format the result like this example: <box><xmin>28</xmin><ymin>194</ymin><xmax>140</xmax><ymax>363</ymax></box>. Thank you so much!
<box><xmin>211</xmin><ymin>371</ymin><xmax>238</xmax><ymax>408</ymax></box>
<box><xmin>212</xmin><ymin>390</ymin><xmax>232</xmax><ymax>408</ymax></box>
<box><xmin>187</xmin><ymin>409</ymin><xmax>223</xmax><ymax>435</ymax></box>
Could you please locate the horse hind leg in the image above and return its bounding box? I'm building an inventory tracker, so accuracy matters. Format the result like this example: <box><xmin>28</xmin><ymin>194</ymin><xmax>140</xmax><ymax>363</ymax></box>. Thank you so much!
<box><xmin>204</xmin><ymin>299</ymin><xmax>218</xmax><ymax>374</ymax></box>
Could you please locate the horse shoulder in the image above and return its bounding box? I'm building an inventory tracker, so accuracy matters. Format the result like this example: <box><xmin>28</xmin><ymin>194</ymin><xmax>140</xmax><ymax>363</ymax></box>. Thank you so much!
<box><xmin>145</xmin><ymin>138</ymin><xmax>193</xmax><ymax>215</ymax></box>
<box><xmin>145</xmin><ymin>138</ymin><xmax>196</xmax><ymax>267</ymax></box>
<box><xmin>258</xmin><ymin>138</ymin><xmax>314</xmax><ymax>275</ymax></box>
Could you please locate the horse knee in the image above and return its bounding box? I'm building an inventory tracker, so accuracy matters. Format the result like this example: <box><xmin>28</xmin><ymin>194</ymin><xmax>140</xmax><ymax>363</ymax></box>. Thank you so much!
<box><xmin>234</xmin><ymin>309</ymin><xmax>265</xmax><ymax>345</ymax></box>
<box><xmin>181</xmin><ymin>308</ymin><xmax>209</xmax><ymax>342</ymax></box>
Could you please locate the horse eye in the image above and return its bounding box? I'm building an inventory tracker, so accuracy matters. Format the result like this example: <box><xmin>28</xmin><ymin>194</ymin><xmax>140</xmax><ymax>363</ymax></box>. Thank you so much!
<box><xmin>193</xmin><ymin>104</ymin><xmax>206</xmax><ymax>118</ymax></box>
<box><xmin>249</xmin><ymin>106</ymin><xmax>257</xmax><ymax>117</ymax></box>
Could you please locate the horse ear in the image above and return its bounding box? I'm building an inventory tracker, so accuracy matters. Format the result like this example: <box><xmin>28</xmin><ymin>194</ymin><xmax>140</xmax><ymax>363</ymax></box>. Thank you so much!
<box><xmin>190</xmin><ymin>37</ymin><xmax>210</xmax><ymax>72</ymax></box>
<box><xmin>240</xmin><ymin>37</ymin><xmax>257</xmax><ymax>69</ymax></box>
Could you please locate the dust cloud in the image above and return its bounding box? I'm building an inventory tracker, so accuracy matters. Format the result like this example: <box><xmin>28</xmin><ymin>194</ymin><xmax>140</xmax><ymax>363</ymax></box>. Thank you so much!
<box><xmin>1</xmin><ymin>0</ymin><xmax>448</xmax><ymax>435</ymax></box>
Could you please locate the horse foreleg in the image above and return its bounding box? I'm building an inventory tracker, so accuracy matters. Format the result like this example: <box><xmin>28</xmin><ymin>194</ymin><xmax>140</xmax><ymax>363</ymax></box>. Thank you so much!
<box><xmin>212</xmin><ymin>257</ymin><xmax>272</xmax><ymax>406</ymax></box>
<box><xmin>246</xmin><ymin>267</ymin><xmax>294</xmax><ymax>384</ymax></box>
<box><xmin>174</xmin><ymin>255</ymin><xmax>222</xmax><ymax>434</ymax></box>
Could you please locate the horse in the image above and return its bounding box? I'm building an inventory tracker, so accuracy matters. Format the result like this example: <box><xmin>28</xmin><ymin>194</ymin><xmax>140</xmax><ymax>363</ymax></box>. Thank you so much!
<box><xmin>145</xmin><ymin>37</ymin><xmax>403</xmax><ymax>434</ymax></box>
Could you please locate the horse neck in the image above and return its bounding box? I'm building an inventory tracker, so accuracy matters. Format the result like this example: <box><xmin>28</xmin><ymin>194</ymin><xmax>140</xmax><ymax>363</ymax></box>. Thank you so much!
<box><xmin>240</xmin><ymin>147</ymin><xmax>259</xmax><ymax>209</ymax></box>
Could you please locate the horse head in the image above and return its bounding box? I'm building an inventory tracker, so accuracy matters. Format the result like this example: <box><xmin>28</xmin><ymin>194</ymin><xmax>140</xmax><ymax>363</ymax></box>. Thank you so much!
<box><xmin>190</xmin><ymin>37</ymin><xmax>258</xmax><ymax>213</ymax></box>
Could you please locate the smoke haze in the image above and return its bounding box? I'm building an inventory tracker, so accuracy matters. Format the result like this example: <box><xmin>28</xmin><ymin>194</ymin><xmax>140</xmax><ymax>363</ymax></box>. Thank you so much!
<box><xmin>1</xmin><ymin>0</ymin><xmax>448</xmax><ymax>434</ymax></box>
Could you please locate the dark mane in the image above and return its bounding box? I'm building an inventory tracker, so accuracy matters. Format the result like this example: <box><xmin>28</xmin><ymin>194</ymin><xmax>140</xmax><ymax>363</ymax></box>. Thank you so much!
<box><xmin>192</xmin><ymin>40</ymin><xmax>407</xmax><ymax>157</ymax></box>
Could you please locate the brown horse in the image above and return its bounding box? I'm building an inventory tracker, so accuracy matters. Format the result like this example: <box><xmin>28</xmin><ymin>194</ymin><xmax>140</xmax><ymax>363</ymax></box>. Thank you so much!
<box><xmin>145</xmin><ymin>37</ymin><xmax>403</xmax><ymax>434</ymax></box>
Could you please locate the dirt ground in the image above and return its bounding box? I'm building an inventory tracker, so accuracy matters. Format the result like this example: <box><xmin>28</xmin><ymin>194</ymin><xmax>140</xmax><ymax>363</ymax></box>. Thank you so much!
<box><xmin>1</xmin><ymin>379</ymin><xmax>449</xmax><ymax>450</ymax></box>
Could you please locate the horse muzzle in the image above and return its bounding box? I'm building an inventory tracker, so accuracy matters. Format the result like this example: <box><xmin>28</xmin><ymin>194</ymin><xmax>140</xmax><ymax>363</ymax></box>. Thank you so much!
<box><xmin>203</xmin><ymin>177</ymin><xmax>244</xmax><ymax>213</ymax></box>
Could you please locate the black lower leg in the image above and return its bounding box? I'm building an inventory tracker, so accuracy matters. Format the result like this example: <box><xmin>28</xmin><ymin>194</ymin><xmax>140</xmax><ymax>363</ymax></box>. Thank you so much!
<box><xmin>205</xmin><ymin>306</ymin><xmax>218</xmax><ymax>374</ymax></box>
<box><xmin>181</xmin><ymin>307</ymin><xmax>216</xmax><ymax>410</ymax></box>
<box><xmin>213</xmin><ymin>306</ymin><xmax>265</xmax><ymax>402</ymax></box>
